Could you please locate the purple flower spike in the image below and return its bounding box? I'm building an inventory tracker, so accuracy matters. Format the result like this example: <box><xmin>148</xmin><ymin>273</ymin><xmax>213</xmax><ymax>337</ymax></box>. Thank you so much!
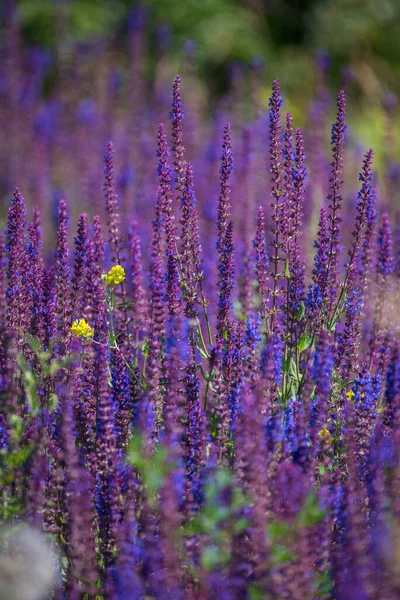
<box><xmin>217</xmin><ymin>221</ymin><xmax>235</xmax><ymax>342</ymax></box>
<box><xmin>95</xmin><ymin>339</ymin><xmax>121</xmax><ymax>568</ymax></box>
<box><xmin>180</xmin><ymin>162</ymin><xmax>203</xmax><ymax>321</ymax></box>
<box><xmin>129</xmin><ymin>220</ymin><xmax>147</xmax><ymax>338</ymax></box>
<box><xmin>55</xmin><ymin>198</ymin><xmax>71</xmax><ymax>351</ymax></box>
<box><xmin>70</xmin><ymin>213</ymin><xmax>88</xmax><ymax>321</ymax></box>
<box><xmin>282</xmin><ymin>111</ymin><xmax>294</xmax><ymax>247</ymax></box>
<box><xmin>326</xmin><ymin>89</ymin><xmax>346</xmax><ymax>304</ymax></box>
<box><xmin>170</xmin><ymin>74</ymin><xmax>186</xmax><ymax>192</ymax></box>
<box><xmin>216</xmin><ymin>124</ymin><xmax>235</xmax><ymax>341</ymax></box>
<box><xmin>26</xmin><ymin>215</ymin><xmax>44</xmax><ymax>341</ymax></box>
<box><xmin>157</xmin><ymin>123</ymin><xmax>181</xmax><ymax>320</ymax></box>
<box><xmin>308</xmin><ymin>206</ymin><xmax>330</xmax><ymax>328</ymax></box>
<box><xmin>104</xmin><ymin>140</ymin><xmax>123</xmax><ymax>265</ymax></box>
<box><xmin>286</xmin><ymin>127</ymin><xmax>306</xmax><ymax>341</ymax></box>
<box><xmin>268</xmin><ymin>80</ymin><xmax>286</xmax><ymax>334</ymax></box>
<box><xmin>6</xmin><ymin>188</ymin><xmax>28</xmax><ymax>341</ymax></box>
<box><xmin>254</xmin><ymin>206</ymin><xmax>269</xmax><ymax>327</ymax></box>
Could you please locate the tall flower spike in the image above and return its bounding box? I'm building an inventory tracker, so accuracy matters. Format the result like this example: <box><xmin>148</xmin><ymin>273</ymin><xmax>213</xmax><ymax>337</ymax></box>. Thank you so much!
<box><xmin>129</xmin><ymin>220</ymin><xmax>147</xmax><ymax>338</ymax></box>
<box><xmin>216</xmin><ymin>124</ymin><xmax>235</xmax><ymax>341</ymax></box>
<box><xmin>359</xmin><ymin>183</ymin><xmax>378</xmax><ymax>305</ymax></box>
<box><xmin>157</xmin><ymin>123</ymin><xmax>181</xmax><ymax>318</ymax></box>
<box><xmin>268</xmin><ymin>80</ymin><xmax>286</xmax><ymax>334</ymax></box>
<box><xmin>94</xmin><ymin>338</ymin><xmax>121</xmax><ymax>568</ymax></box>
<box><xmin>254</xmin><ymin>206</ymin><xmax>269</xmax><ymax>327</ymax></box>
<box><xmin>370</xmin><ymin>213</ymin><xmax>393</xmax><ymax>369</ymax></box>
<box><xmin>104</xmin><ymin>141</ymin><xmax>123</xmax><ymax>265</ymax></box>
<box><xmin>344</xmin><ymin>149</ymin><xmax>374</xmax><ymax>293</ymax></box>
<box><xmin>184</xmin><ymin>344</ymin><xmax>206</xmax><ymax>514</ymax></box>
<box><xmin>325</xmin><ymin>89</ymin><xmax>346</xmax><ymax>306</ymax></box>
<box><xmin>281</xmin><ymin>111</ymin><xmax>294</xmax><ymax>248</ymax></box>
<box><xmin>26</xmin><ymin>216</ymin><xmax>44</xmax><ymax>341</ymax></box>
<box><xmin>42</xmin><ymin>267</ymin><xmax>56</xmax><ymax>350</ymax></box>
<box><xmin>70</xmin><ymin>213</ymin><xmax>88</xmax><ymax>322</ymax></box>
<box><xmin>147</xmin><ymin>192</ymin><xmax>166</xmax><ymax>434</ymax></box>
<box><xmin>216</xmin><ymin>221</ymin><xmax>235</xmax><ymax>342</ymax></box>
<box><xmin>286</xmin><ymin>127</ymin><xmax>306</xmax><ymax>344</ymax></box>
<box><xmin>60</xmin><ymin>388</ymin><xmax>98</xmax><ymax>597</ymax></box>
<box><xmin>55</xmin><ymin>198</ymin><xmax>71</xmax><ymax>351</ymax></box>
<box><xmin>6</xmin><ymin>188</ymin><xmax>28</xmax><ymax>341</ymax></box>
<box><xmin>307</xmin><ymin>206</ymin><xmax>329</xmax><ymax>328</ymax></box>
<box><xmin>336</xmin><ymin>287</ymin><xmax>363</xmax><ymax>379</ymax></box>
<box><xmin>180</xmin><ymin>162</ymin><xmax>203</xmax><ymax>320</ymax></box>
<box><xmin>217</xmin><ymin>123</ymin><xmax>234</xmax><ymax>245</ymax></box>
<box><xmin>0</xmin><ymin>234</ymin><xmax>7</xmax><ymax>335</ymax></box>
<box><xmin>170</xmin><ymin>74</ymin><xmax>186</xmax><ymax>192</ymax></box>
<box><xmin>89</xmin><ymin>215</ymin><xmax>107</xmax><ymax>336</ymax></box>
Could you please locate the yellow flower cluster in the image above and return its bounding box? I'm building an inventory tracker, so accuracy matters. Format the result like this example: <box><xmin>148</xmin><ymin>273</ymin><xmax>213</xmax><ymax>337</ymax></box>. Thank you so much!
<box><xmin>71</xmin><ymin>318</ymin><xmax>94</xmax><ymax>339</ymax></box>
<box><xmin>102</xmin><ymin>265</ymin><xmax>126</xmax><ymax>287</ymax></box>
<box><xmin>317</xmin><ymin>428</ymin><xmax>332</xmax><ymax>446</ymax></box>
<box><xmin>346</xmin><ymin>389</ymin><xmax>365</xmax><ymax>403</ymax></box>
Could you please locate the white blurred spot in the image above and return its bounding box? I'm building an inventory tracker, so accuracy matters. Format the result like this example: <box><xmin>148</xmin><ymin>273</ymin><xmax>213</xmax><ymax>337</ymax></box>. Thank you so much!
<box><xmin>0</xmin><ymin>524</ymin><xmax>57</xmax><ymax>600</ymax></box>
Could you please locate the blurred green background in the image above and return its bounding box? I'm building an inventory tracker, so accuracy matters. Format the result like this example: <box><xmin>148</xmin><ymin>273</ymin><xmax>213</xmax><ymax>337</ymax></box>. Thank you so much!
<box><xmin>2</xmin><ymin>0</ymin><xmax>400</xmax><ymax>159</ymax></box>
<box><xmin>9</xmin><ymin>0</ymin><xmax>400</xmax><ymax>96</ymax></box>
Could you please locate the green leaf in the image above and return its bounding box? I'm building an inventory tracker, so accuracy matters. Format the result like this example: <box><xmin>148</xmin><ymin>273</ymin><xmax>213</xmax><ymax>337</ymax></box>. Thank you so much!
<box><xmin>294</xmin><ymin>301</ymin><xmax>305</xmax><ymax>321</ymax></box>
<box><xmin>116</xmin><ymin>301</ymin><xmax>137</xmax><ymax>309</ymax></box>
<box><xmin>284</xmin><ymin>258</ymin><xmax>291</xmax><ymax>279</ymax></box>
<box><xmin>288</xmin><ymin>358</ymin><xmax>298</xmax><ymax>380</ymax></box>
<box><xmin>296</xmin><ymin>491</ymin><xmax>325</xmax><ymax>527</ymax></box>
<box><xmin>201</xmin><ymin>545</ymin><xmax>230</xmax><ymax>571</ymax></box>
<box><xmin>271</xmin><ymin>545</ymin><xmax>296</xmax><ymax>564</ymax></box>
<box><xmin>25</xmin><ymin>335</ymin><xmax>42</xmax><ymax>354</ymax></box>
<box><xmin>197</xmin><ymin>345</ymin><xmax>209</xmax><ymax>360</ymax></box>
<box><xmin>249</xmin><ymin>585</ymin><xmax>264</xmax><ymax>600</ymax></box>
<box><xmin>298</xmin><ymin>332</ymin><xmax>313</xmax><ymax>353</ymax></box>
<box><xmin>233</xmin><ymin>517</ymin><xmax>249</xmax><ymax>533</ymax></box>
<box><xmin>141</xmin><ymin>342</ymin><xmax>149</xmax><ymax>357</ymax></box>
<box><xmin>282</xmin><ymin>354</ymin><xmax>291</xmax><ymax>375</ymax></box>
<box><xmin>268</xmin><ymin>520</ymin><xmax>290</xmax><ymax>540</ymax></box>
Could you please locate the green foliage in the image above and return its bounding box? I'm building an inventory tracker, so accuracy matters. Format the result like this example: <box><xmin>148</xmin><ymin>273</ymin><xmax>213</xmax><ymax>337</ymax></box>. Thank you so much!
<box><xmin>127</xmin><ymin>432</ymin><xmax>171</xmax><ymax>501</ymax></box>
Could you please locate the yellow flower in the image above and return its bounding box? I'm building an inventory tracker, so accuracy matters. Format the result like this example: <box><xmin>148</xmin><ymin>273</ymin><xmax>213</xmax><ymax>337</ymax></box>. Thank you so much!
<box><xmin>71</xmin><ymin>318</ymin><xmax>94</xmax><ymax>339</ymax></box>
<box><xmin>346</xmin><ymin>390</ymin><xmax>355</xmax><ymax>402</ymax></box>
<box><xmin>317</xmin><ymin>428</ymin><xmax>332</xmax><ymax>446</ymax></box>
<box><xmin>103</xmin><ymin>265</ymin><xmax>126</xmax><ymax>287</ymax></box>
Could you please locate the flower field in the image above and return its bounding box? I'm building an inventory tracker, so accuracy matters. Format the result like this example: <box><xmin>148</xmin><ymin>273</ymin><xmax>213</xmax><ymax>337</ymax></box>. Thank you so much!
<box><xmin>2</xmin><ymin>21</ymin><xmax>400</xmax><ymax>600</ymax></box>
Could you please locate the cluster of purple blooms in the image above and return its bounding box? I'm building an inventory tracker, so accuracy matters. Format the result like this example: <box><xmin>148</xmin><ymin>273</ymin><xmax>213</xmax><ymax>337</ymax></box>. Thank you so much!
<box><xmin>3</xmin><ymin>15</ymin><xmax>400</xmax><ymax>600</ymax></box>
